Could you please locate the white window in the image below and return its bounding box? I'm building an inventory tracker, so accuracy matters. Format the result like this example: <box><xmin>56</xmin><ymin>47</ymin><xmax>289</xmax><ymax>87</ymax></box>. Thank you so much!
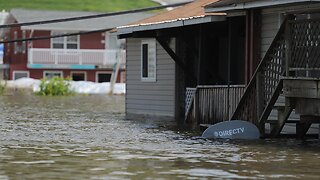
<box><xmin>71</xmin><ymin>71</ymin><xmax>87</xmax><ymax>81</ymax></box>
<box><xmin>96</xmin><ymin>72</ymin><xmax>111</xmax><ymax>83</ymax></box>
<box><xmin>13</xmin><ymin>71</ymin><xmax>29</xmax><ymax>80</ymax></box>
<box><xmin>43</xmin><ymin>71</ymin><xmax>63</xmax><ymax>79</ymax></box>
<box><xmin>51</xmin><ymin>31</ymin><xmax>79</xmax><ymax>49</ymax></box>
<box><xmin>141</xmin><ymin>39</ymin><xmax>156</xmax><ymax>82</ymax></box>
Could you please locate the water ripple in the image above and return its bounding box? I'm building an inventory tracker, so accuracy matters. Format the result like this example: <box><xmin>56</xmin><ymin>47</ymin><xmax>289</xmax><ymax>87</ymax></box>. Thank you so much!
<box><xmin>0</xmin><ymin>95</ymin><xmax>319</xmax><ymax>179</ymax></box>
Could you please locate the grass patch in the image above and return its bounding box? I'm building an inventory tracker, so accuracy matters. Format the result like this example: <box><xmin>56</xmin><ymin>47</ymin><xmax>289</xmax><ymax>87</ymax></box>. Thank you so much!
<box><xmin>0</xmin><ymin>0</ymin><xmax>159</xmax><ymax>12</ymax></box>
<box><xmin>37</xmin><ymin>77</ymin><xmax>74</xmax><ymax>96</ymax></box>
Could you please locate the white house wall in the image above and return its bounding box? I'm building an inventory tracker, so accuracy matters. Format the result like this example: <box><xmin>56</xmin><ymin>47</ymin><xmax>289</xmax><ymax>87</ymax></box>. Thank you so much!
<box><xmin>260</xmin><ymin>9</ymin><xmax>282</xmax><ymax>59</ymax></box>
<box><xmin>126</xmin><ymin>38</ymin><xmax>176</xmax><ymax>118</ymax></box>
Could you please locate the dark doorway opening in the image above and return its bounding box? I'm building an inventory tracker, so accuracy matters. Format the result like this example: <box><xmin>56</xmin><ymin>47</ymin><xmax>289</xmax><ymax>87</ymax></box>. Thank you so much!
<box><xmin>97</xmin><ymin>73</ymin><xmax>111</xmax><ymax>83</ymax></box>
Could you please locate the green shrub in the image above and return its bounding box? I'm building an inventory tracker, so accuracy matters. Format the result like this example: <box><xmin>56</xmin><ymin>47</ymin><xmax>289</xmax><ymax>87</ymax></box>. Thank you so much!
<box><xmin>0</xmin><ymin>81</ymin><xmax>5</xmax><ymax>95</ymax></box>
<box><xmin>37</xmin><ymin>77</ymin><xmax>74</xmax><ymax>96</ymax></box>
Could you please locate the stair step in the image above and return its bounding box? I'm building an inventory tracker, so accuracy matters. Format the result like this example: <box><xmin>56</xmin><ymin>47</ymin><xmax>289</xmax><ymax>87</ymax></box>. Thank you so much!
<box><xmin>266</xmin><ymin>119</ymin><xmax>299</xmax><ymax>124</ymax></box>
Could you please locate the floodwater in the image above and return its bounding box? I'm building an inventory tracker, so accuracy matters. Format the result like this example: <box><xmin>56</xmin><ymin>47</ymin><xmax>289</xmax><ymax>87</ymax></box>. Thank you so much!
<box><xmin>0</xmin><ymin>94</ymin><xmax>319</xmax><ymax>179</ymax></box>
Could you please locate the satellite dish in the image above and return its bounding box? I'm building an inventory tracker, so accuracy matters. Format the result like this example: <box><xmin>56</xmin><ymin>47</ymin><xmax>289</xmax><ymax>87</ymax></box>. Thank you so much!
<box><xmin>202</xmin><ymin>120</ymin><xmax>260</xmax><ymax>140</ymax></box>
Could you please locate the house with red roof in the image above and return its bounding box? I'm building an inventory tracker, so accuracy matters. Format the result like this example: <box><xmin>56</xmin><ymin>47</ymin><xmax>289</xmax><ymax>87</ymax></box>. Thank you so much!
<box><xmin>3</xmin><ymin>9</ymin><xmax>153</xmax><ymax>82</ymax></box>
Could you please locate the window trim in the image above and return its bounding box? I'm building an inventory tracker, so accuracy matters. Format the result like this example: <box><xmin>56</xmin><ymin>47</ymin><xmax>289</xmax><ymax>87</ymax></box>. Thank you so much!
<box><xmin>43</xmin><ymin>71</ymin><xmax>63</xmax><ymax>79</ymax></box>
<box><xmin>141</xmin><ymin>39</ymin><xmax>156</xmax><ymax>82</ymax></box>
<box><xmin>95</xmin><ymin>71</ymin><xmax>112</xmax><ymax>83</ymax></box>
<box><xmin>51</xmin><ymin>31</ymin><xmax>80</xmax><ymax>49</ymax></box>
<box><xmin>71</xmin><ymin>71</ymin><xmax>87</xmax><ymax>81</ymax></box>
<box><xmin>13</xmin><ymin>70</ymin><xmax>29</xmax><ymax>80</ymax></box>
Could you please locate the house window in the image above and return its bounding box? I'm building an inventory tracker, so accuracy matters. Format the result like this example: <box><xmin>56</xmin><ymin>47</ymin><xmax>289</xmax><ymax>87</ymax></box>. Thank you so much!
<box><xmin>71</xmin><ymin>71</ymin><xmax>86</xmax><ymax>81</ymax></box>
<box><xmin>13</xmin><ymin>71</ymin><xmax>29</xmax><ymax>80</ymax></box>
<box><xmin>51</xmin><ymin>31</ymin><xmax>79</xmax><ymax>49</ymax></box>
<box><xmin>141</xmin><ymin>39</ymin><xmax>156</xmax><ymax>82</ymax></box>
<box><xmin>96</xmin><ymin>72</ymin><xmax>111</xmax><ymax>83</ymax></box>
<box><xmin>43</xmin><ymin>71</ymin><xmax>63</xmax><ymax>79</ymax></box>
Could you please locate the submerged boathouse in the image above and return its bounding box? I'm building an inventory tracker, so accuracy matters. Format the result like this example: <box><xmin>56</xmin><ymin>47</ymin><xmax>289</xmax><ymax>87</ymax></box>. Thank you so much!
<box><xmin>117</xmin><ymin>0</ymin><xmax>320</xmax><ymax>138</ymax></box>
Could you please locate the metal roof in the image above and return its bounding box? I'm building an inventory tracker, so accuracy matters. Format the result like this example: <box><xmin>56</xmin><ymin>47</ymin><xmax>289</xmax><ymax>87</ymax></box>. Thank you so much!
<box><xmin>10</xmin><ymin>9</ymin><xmax>154</xmax><ymax>31</ymax></box>
<box><xmin>205</xmin><ymin>0</ymin><xmax>320</xmax><ymax>12</ymax></box>
<box><xmin>117</xmin><ymin>0</ymin><xmax>225</xmax><ymax>35</ymax></box>
<box><xmin>0</xmin><ymin>12</ymin><xmax>12</xmax><ymax>39</ymax></box>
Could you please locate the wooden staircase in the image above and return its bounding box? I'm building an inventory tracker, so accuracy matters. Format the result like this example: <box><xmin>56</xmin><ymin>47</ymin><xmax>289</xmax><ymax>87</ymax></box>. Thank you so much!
<box><xmin>185</xmin><ymin>16</ymin><xmax>320</xmax><ymax>138</ymax></box>
<box><xmin>231</xmin><ymin>18</ymin><xmax>289</xmax><ymax>137</ymax></box>
<box><xmin>233</xmin><ymin>16</ymin><xmax>320</xmax><ymax>137</ymax></box>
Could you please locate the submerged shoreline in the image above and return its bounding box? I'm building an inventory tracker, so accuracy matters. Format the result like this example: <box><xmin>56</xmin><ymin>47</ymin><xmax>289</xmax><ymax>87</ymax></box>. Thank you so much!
<box><xmin>1</xmin><ymin>77</ymin><xmax>125</xmax><ymax>95</ymax></box>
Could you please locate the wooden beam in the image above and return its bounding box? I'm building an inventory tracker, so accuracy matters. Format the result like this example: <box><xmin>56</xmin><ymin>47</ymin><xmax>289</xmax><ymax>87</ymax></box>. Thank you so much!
<box><xmin>296</xmin><ymin>115</ymin><xmax>320</xmax><ymax>138</ymax></box>
<box><xmin>296</xmin><ymin>122</ymin><xmax>312</xmax><ymax>139</ymax></box>
<box><xmin>156</xmin><ymin>37</ymin><xmax>186</xmax><ymax>70</ymax></box>
<box><xmin>132</xmin><ymin>31</ymin><xmax>157</xmax><ymax>38</ymax></box>
<box><xmin>197</xmin><ymin>25</ymin><xmax>202</xmax><ymax>85</ymax></box>
<box><xmin>270</xmin><ymin>105</ymin><xmax>293</xmax><ymax>137</ymax></box>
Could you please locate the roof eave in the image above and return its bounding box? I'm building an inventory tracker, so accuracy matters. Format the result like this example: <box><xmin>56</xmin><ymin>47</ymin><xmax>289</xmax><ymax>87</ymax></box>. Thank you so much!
<box><xmin>116</xmin><ymin>15</ymin><xmax>226</xmax><ymax>37</ymax></box>
<box><xmin>21</xmin><ymin>26</ymin><xmax>112</xmax><ymax>32</ymax></box>
<box><xmin>205</xmin><ymin>0</ymin><xmax>320</xmax><ymax>13</ymax></box>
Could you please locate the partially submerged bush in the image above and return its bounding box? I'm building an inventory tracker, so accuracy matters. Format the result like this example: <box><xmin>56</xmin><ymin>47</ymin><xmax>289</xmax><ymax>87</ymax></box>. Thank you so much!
<box><xmin>37</xmin><ymin>77</ymin><xmax>74</xmax><ymax>96</ymax></box>
<box><xmin>0</xmin><ymin>81</ymin><xmax>6</xmax><ymax>95</ymax></box>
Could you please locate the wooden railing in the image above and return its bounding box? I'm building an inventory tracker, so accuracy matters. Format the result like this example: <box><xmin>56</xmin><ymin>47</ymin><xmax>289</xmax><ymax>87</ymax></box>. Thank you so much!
<box><xmin>28</xmin><ymin>48</ymin><xmax>126</xmax><ymax>67</ymax></box>
<box><xmin>289</xmin><ymin>18</ymin><xmax>320</xmax><ymax>78</ymax></box>
<box><xmin>231</xmin><ymin>19</ymin><xmax>287</xmax><ymax>127</ymax></box>
<box><xmin>186</xmin><ymin>85</ymin><xmax>245</xmax><ymax>124</ymax></box>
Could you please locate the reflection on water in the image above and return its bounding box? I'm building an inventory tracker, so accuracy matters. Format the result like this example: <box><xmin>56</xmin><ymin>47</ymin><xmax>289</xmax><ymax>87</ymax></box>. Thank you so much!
<box><xmin>0</xmin><ymin>94</ymin><xmax>319</xmax><ymax>179</ymax></box>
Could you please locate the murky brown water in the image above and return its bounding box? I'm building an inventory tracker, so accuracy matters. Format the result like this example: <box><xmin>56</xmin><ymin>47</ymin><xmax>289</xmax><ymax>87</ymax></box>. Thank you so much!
<box><xmin>0</xmin><ymin>94</ymin><xmax>319</xmax><ymax>179</ymax></box>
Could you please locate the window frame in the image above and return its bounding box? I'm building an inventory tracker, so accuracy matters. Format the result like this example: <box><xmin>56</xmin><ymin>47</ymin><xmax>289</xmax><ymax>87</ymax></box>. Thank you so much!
<box><xmin>51</xmin><ymin>31</ymin><xmax>80</xmax><ymax>50</ymax></box>
<box><xmin>141</xmin><ymin>39</ymin><xmax>156</xmax><ymax>82</ymax></box>
<box><xmin>71</xmin><ymin>71</ymin><xmax>87</xmax><ymax>81</ymax></box>
<box><xmin>13</xmin><ymin>70</ymin><xmax>29</xmax><ymax>80</ymax></box>
<box><xmin>95</xmin><ymin>71</ymin><xmax>112</xmax><ymax>83</ymax></box>
<box><xmin>43</xmin><ymin>71</ymin><xmax>63</xmax><ymax>79</ymax></box>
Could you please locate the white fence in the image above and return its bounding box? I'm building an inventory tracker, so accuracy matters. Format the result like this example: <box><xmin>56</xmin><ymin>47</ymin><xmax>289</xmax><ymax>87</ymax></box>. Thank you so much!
<box><xmin>28</xmin><ymin>48</ymin><xmax>125</xmax><ymax>66</ymax></box>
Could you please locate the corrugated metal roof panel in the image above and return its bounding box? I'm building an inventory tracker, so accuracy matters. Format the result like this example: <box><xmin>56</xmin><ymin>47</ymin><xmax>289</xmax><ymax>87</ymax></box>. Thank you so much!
<box><xmin>117</xmin><ymin>0</ymin><xmax>225</xmax><ymax>34</ymax></box>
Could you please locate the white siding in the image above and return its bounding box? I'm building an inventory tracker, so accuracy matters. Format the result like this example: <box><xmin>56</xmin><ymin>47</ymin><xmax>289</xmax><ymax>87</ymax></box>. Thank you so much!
<box><xmin>260</xmin><ymin>10</ymin><xmax>282</xmax><ymax>59</ymax></box>
<box><xmin>126</xmin><ymin>38</ymin><xmax>176</xmax><ymax>117</ymax></box>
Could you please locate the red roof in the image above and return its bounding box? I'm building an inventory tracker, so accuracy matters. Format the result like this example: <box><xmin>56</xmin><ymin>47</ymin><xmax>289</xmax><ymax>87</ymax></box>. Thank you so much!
<box><xmin>119</xmin><ymin>0</ymin><xmax>225</xmax><ymax>28</ymax></box>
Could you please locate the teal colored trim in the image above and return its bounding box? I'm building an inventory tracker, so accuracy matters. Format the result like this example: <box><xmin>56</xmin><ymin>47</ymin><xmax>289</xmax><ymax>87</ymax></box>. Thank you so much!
<box><xmin>70</xmin><ymin>64</ymin><xmax>96</xmax><ymax>69</ymax></box>
<box><xmin>28</xmin><ymin>64</ymin><xmax>96</xmax><ymax>69</ymax></box>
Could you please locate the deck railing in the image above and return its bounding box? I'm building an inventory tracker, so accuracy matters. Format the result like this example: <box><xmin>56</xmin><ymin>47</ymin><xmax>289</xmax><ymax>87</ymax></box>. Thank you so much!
<box><xmin>289</xmin><ymin>18</ymin><xmax>320</xmax><ymax>78</ymax></box>
<box><xmin>28</xmin><ymin>48</ymin><xmax>126</xmax><ymax>67</ymax></box>
<box><xmin>186</xmin><ymin>85</ymin><xmax>245</xmax><ymax>124</ymax></box>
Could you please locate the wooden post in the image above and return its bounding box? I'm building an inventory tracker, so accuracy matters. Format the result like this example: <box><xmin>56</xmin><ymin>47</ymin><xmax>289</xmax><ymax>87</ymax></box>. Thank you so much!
<box><xmin>296</xmin><ymin>122</ymin><xmax>312</xmax><ymax>139</ymax></box>
<box><xmin>284</xmin><ymin>18</ymin><xmax>291</xmax><ymax>77</ymax></box>
<box><xmin>108</xmin><ymin>50</ymin><xmax>122</xmax><ymax>95</ymax></box>
<box><xmin>256</xmin><ymin>72</ymin><xmax>262</xmax><ymax>119</ymax></box>
<box><xmin>245</xmin><ymin>10</ymin><xmax>261</xmax><ymax>84</ymax></box>
<box><xmin>318</xmin><ymin>124</ymin><xmax>320</xmax><ymax>139</ymax></box>
<box><xmin>227</xmin><ymin>19</ymin><xmax>232</xmax><ymax>120</ymax></box>
<box><xmin>194</xmin><ymin>90</ymin><xmax>199</xmax><ymax>124</ymax></box>
<box><xmin>297</xmin><ymin>115</ymin><xmax>316</xmax><ymax>138</ymax></box>
<box><xmin>270</xmin><ymin>106</ymin><xmax>293</xmax><ymax>137</ymax></box>
<box><xmin>197</xmin><ymin>25</ymin><xmax>203</xmax><ymax>85</ymax></box>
